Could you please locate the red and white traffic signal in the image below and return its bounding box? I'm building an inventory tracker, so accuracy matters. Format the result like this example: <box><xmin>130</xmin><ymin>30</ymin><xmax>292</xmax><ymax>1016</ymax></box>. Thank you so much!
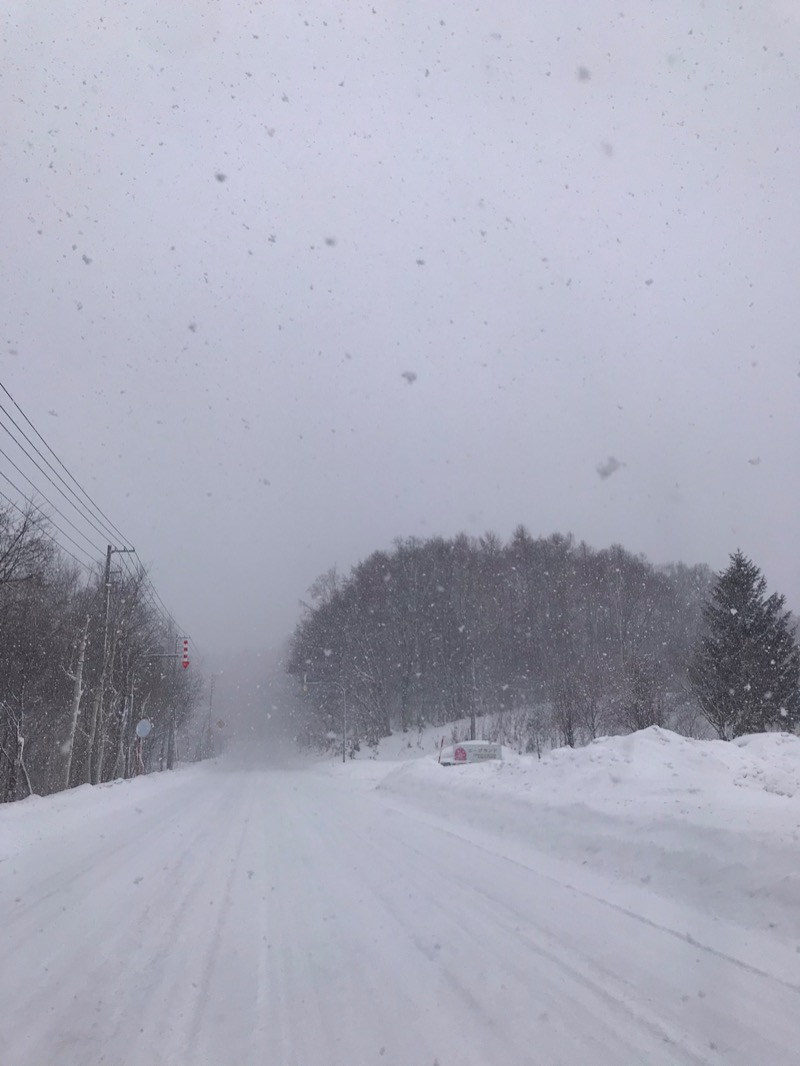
<box><xmin>181</xmin><ymin>638</ymin><xmax>190</xmax><ymax>670</ymax></box>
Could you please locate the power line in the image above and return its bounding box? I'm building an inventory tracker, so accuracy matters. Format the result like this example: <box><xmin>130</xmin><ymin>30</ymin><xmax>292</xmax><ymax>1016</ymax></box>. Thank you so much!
<box><xmin>0</xmin><ymin>469</ymin><xmax>100</xmax><ymax>565</ymax></box>
<box><xmin>0</xmin><ymin>415</ymin><xmax>118</xmax><ymax>550</ymax></box>
<box><xmin>0</xmin><ymin>399</ymin><xmax>125</xmax><ymax>548</ymax></box>
<box><xmin>0</xmin><ymin>379</ymin><xmax>193</xmax><ymax>647</ymax></box>
<box><xmin>94</xmin><ymin>546</ymin><xmax>194</xmax><ymax>652</ymax></box>
<box><xmin>0</xmin><ymin>443</ymin><xmax>105</xmax><ymax>556</ymax></box>
<box><xmin>138</xmin><ymin>567</ymin><xmax>203</xmax><ymax>656</ymax></box>
<box><xmin>0</xmin><ymin>488</ymin><xmax>94</xmax><ymax>575</ymax></box>
<box><xmin>117</xmin><ymin>557</ymin><xmax>177</xmax><ymax>633</ymax></box>
<box><xmin>0</xmin><ymin>384</ymin><xmax>181</xmax><ymax>632</ymax></box>
<box><xmin>0</xmin><ymin>380</ymin><xmax>134</xmax><ymax>550</ymax></box>
<box><xmin>134</xmin><ymin>553</ymin><xmax>181</xmax><ymax>624</ymax></box>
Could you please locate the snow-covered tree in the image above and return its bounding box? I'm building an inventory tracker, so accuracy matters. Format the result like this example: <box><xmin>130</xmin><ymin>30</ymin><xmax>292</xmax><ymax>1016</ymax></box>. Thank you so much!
<box><xmin>0</xmin><ymin>499</ymin><xmax>205</xmax><ymax>802</ymax></box>
<box><xmin>289</xmin><ymin>530</ymin><xmax>712</xmax><ymax>748</ymax></box>
<box><xmin>689</xmin><ymin>551</ymin><xmax>800</xmax><ymax>738</ymax></box>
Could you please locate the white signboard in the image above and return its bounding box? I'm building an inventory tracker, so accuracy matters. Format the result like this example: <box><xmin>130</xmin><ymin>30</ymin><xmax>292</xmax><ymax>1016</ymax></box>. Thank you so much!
<box><xmin>440</xmin><ymin>741</ymin><xmax>502</xmax><ymax>766</ymax></box>
<box><xmin>135</xmin><ymin>718</ymin><xmax>153</xmax><ymax>739</ymax></box>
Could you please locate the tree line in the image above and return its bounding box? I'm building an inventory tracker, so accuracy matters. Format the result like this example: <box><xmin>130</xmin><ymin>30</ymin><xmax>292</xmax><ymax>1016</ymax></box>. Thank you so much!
<box><xmin>287</xmin><ymin>528</ymin><xmax>721</xmax><ymax>752</ymax></box>
<box><xmin>0</xmin><ymin>501</ymin><xmax>203</xmax><ymax>803</ymax></box>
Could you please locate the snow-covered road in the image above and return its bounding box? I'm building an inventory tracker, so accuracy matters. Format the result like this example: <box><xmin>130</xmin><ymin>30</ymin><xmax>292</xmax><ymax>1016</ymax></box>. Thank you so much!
<box><xmin>2</xmin><ymin>761</ymin><xmax>799</xmax><ymax>1065</ymax></box>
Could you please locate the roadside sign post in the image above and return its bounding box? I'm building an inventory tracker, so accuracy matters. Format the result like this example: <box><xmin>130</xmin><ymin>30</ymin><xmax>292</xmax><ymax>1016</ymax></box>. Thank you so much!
<box><xmin>134</xmin><ymin>718</ymin><xmax>153</xmax><ymax>776</ymax></box>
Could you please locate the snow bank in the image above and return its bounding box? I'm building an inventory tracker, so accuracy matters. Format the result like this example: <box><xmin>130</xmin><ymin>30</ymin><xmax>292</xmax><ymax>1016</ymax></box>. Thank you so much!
<box><xmin>545</xmin><ymin>726</ymin><xmax>800</xmax><ymax>801</ymax></box>
<box><xmin>379</xmin><ymin>726</ymin><xmax>800</xmax><ymax>818</ymax></box>
<box><xmin>0</xmin><ymin>763</ymin><xmax>208</xmax><ymax>864</ymax></box>
<box><xmin>347</xmin><ymin>719</ymin><xmax>800</xmax><ymax>805</ymax></box>
<box><xmin>375</xmin><ymin>727</ymin><xmax>800</xmax><ymax>940</ymax></box>
<box><xmin>730</xmin><ymin>731</ymin><xmax>800</xmax><ymax>797</ymax></box>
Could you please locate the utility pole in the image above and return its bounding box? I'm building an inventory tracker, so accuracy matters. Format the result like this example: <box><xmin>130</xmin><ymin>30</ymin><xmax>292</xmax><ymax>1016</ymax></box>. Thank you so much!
<box><xmin>102</xmin><ymin>545</ymin><xmax>136</xmax><ymax>656</ymax></box>
<box><xmin>87</xmin><ymin>544</ymin><xmax>135</xmax><ymax>785</ymax></box>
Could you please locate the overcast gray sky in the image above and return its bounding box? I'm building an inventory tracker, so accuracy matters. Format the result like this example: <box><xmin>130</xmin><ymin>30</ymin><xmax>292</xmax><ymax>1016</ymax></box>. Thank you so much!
<box><xmin>3</xmin><ymin>1</ymin><xmax>799</xmax><ymax>657</ymax></box>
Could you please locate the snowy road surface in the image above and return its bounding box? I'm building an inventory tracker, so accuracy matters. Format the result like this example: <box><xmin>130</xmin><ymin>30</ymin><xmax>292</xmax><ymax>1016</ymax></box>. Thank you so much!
<box><xmin>2</xmin><ymin>762</ymin><xmax>799</xmax><ymax>1066</ymax></box>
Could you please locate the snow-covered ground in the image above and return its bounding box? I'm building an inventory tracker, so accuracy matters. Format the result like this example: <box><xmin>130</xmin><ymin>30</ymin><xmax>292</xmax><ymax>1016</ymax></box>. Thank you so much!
<box><xmin>369</xmin><ymin>725</ymin><xmax>800</xmax><ymax>940</ymax></box>
<box><xmin>2</xmin><ymin>727</ymin><xmax>799</xmax><ymax>1065</ymax></box>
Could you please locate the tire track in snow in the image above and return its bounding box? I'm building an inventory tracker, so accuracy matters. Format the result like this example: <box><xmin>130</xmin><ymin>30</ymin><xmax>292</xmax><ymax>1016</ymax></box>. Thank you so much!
<box><xmin>381</xmin><ymin>798</ymin><xmax>800</xmax><ymax>993</ymax></box>
<box><xmin>183</xmin><ymin>784</ymin><xmax>257</xmax><ymax>1059</ymax></box>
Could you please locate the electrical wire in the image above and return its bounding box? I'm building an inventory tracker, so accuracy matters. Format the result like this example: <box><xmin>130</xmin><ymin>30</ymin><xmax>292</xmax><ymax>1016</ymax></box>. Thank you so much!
<box><xmin>0</xmin><ymin>488</ymin><xmax>94</xmax><ymax>575</ymax></box>
<box><xmin>0</xmin><ymin>382</ymin><xmax>181</xmax><ymax>632</ymax></box>
<box><xmin>0</xmin><ymin>469</ymin><xmax>100</xmax><ymax>565</ymax></box>
<box><xmin>0</xmin><ymin>399</ymin><xmax>125</xmax><ymax>548</ymax></box>
<box><xmin>104</xmin><ymin>554</ymin><xmax>195</xmax><ymax>656</ymax></box>
<box><xmin>0</xmin><ymin>443</ymin><xmax>105</xmax><ymax>556</ymax></box>
<box><xmin>0</xmin><ymin>380</ymin><xmax>134</xmax><ymax>549</ymax></box>
<box><xmin>0</xmin><ymin>414</ymin><xmax>118</xmax><ymax>549</ymax></box>
<box><xmin>0</xmin><ymin>379</ymin><xmax>194</xmax><ymax>648</ymax></box>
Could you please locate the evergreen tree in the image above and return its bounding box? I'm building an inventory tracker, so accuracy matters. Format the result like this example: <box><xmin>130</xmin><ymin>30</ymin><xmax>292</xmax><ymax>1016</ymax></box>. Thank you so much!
<box><xmin>689</xmin><ymin>551</ymin><xmax>800</xmax><ymax>738</ymax></box>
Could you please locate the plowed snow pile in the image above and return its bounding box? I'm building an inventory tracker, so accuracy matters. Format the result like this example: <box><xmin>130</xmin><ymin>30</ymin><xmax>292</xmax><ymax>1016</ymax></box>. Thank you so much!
<box><xmin>543</xmin><ymin>727</ymin><xmax>800</xmax><ymax>803</ymax></box>
<box><xmin>376</xmin><ymin>727</ymin><xmax>800</xmax><ymax>939</ymax></box>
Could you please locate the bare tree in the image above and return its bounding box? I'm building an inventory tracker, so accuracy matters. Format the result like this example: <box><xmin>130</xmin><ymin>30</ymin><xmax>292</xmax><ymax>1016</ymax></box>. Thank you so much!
<box><xmin>61</xmin><ymin>615</ymin><xmax>90</xmax><ymax>789</ymax></box>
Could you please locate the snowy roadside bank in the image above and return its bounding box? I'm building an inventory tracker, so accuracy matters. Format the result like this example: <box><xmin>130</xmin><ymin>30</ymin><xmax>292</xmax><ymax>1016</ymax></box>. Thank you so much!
<box><xmin>370</xmin><ymin>727</ymin><xmax>800</xmax><ymax>946</ymax></box>
<box><xmin>0</xmin><ymin>761</ymin><xmax>211</xmax><ymax>864</ymax></box>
